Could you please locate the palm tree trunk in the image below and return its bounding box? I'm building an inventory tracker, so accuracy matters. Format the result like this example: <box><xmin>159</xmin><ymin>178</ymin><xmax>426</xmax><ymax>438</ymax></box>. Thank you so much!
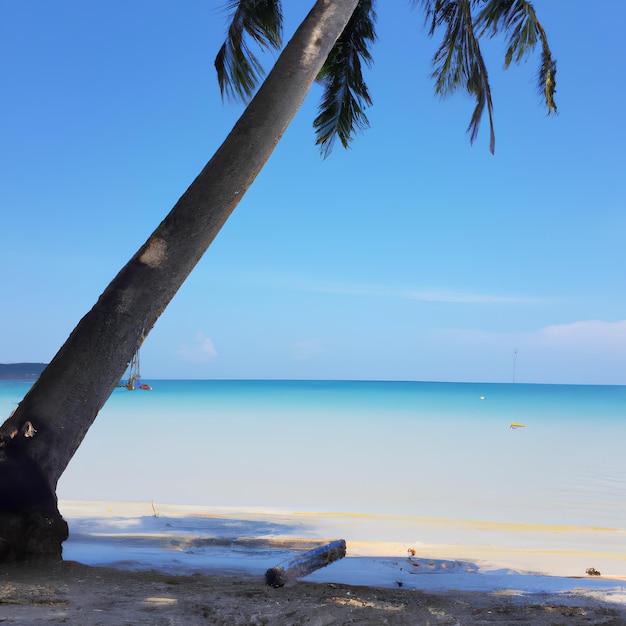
<box><xmin>0</xmin><ymin>0</ymin><xmax>359</xmax><ymax>561</ymax></box>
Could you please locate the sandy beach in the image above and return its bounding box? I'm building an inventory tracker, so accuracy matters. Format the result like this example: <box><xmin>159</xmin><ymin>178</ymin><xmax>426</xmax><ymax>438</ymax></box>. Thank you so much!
<box><xmin>2</xmin><ymin>559</ymin><xmax>626</xmax><ymax>625</ymax></box>
<box><xmin>3</xmin><ymin>499</ymin><xmax>625</xmax><ymax>624</ymax></box>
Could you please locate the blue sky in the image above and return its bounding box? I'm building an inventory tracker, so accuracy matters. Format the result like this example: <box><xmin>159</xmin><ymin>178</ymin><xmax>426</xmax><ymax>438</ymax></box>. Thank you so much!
<box><xmin>1</xmin><ymin>1</ymin><xmax>625</xmax><ymax>384</ymax></box>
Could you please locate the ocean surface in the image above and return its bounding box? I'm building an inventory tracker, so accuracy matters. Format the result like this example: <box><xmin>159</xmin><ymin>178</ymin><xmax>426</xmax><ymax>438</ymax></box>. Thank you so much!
<box><xmin>2</xmin><ymin>379</ymin><xmax>626</xmax><ymax>530</ymax></box>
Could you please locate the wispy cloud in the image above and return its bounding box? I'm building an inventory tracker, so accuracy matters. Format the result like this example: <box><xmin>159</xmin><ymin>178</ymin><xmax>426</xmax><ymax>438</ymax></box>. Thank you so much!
<box><xmin>218</xmin><ymin>272</ymin><xmax>544</xmax><ymax>305</ymax></box>
<box><xmin>306</xmin><ymin>282</ymin><xmax>546</xmax><ymax>305</ymax></box>
<box><xmin>438</xmin><ymin>319</ymin><xmax>626</xmax><ymax>354</ymax></box>
<box><xmin>224</xmin><ymin>270</ymin><xmax>551</xmax><ymax>304</ymax></box>
<box><xmin>538</xmin><ymin>319</ymin><xmax>626</xmax><ymax>350</ymax></box>
<box><xmin>178</xmin><ymin>332</ymin><xmax>218</xmax><ymax>363</ymax></box>
<box><xmin>427</xmin><ymin>319</ymin><xmax>626</xmax><ymax>384</ymax></box>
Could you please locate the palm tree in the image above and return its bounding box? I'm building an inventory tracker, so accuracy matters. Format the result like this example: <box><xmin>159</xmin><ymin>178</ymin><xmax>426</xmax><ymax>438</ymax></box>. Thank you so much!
<box><xmin>0</xmin><ymin>0</ymin><xmax>556</xmax><ymax>561</ymax></box>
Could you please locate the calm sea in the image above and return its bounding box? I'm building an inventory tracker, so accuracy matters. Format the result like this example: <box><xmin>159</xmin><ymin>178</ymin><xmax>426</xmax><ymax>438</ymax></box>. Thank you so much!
<box><xmin>2</xmin><ymin>380</ymin><xmax>625</xmax><ymax>529</ymax></box>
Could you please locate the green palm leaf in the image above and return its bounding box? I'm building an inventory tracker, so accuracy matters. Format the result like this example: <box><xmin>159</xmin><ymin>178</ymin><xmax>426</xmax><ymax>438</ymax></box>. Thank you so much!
<box><xmin>215</xmin><ymin>0</ymin><xmax>283</xmax><ymax>101</ymax></box>
<box><xmin>476</xmin><ymin>0</ymin><xmax>557</xmax><ymax>115</ymax></box>
<box><xmin>313</xmin><ymin>0</ymin><xmax>377</xmax><ymax>158</ymax></box>
<box><xmin>419</xmin><ymin>0</ymin><xmax>496</xmax><ymax>153</ymax></box>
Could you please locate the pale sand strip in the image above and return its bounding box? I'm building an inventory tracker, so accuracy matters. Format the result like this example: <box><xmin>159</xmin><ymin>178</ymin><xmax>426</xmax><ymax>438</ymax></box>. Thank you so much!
<box><xmin>58</xmin><ymin>500</ymin><xmax>626</xmax><ymax>602</ymax></box>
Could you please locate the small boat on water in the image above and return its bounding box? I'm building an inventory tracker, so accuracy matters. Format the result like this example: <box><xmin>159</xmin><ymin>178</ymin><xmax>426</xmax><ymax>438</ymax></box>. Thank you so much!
<box><xmin>122</xmin><ymin>349</ymin><xmax>152</xmax><ymax>391</ymax></box>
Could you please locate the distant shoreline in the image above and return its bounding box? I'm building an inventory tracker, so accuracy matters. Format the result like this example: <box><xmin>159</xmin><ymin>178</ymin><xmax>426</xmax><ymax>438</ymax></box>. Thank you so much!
<box><xmin>0</xmin><ymin>362</ymin><xmax>47</xmax><ymax>380</ymax></box>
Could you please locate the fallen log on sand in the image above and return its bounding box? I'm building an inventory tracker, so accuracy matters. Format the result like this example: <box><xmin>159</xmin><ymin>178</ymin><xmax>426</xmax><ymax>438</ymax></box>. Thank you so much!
<box><xmin>265</xmin><ymin>539</ymin><xmax>347</xmax><ymax>587</ymax></box>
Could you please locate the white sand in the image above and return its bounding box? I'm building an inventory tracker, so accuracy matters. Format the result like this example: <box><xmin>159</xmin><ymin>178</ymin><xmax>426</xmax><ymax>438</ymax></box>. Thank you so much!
<box><xmin>58</xmin><ymin>499</ymin><xmax>626</xmax><ymax>605</ymax></box>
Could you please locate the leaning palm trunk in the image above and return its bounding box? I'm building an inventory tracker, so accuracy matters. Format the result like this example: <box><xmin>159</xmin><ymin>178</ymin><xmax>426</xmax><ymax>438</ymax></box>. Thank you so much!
<box><xmin>0</xmin><ymin>0</ymin><xmax>359</xmax><ymax>561</ymax></box>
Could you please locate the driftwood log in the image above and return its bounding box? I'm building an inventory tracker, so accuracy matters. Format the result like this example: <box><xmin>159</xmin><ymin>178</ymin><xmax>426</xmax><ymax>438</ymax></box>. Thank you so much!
<box><xmin>265</xmin><ymin>539</ymin><xmax>347</xmax><ymax>587</ymax></box>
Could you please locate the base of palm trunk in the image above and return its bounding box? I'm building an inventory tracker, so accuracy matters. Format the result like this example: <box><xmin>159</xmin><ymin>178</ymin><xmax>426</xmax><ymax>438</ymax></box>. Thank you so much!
<box><xmin>0</xmin><ymin>508</ymin><xmax>68</xmax><ymax>562</ymax></box>
<box><xmin>0</xmin><ymin>421</ymin><xmax>69</xmax><ymax>562</ymax></box>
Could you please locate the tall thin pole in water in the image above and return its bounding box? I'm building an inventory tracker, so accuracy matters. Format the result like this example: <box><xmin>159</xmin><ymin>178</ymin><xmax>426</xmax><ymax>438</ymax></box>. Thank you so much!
<box><xmin>512</xmin><ymin>349</ymin><xmax>518</xmax><ymax>383</ymax></box>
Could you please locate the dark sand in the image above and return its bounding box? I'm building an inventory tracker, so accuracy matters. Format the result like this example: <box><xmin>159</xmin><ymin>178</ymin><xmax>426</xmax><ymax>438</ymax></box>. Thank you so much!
<box><xmin>1</xmin><ymin>561</ymin><xmax>625</xmax><ymax>625</ymax></box>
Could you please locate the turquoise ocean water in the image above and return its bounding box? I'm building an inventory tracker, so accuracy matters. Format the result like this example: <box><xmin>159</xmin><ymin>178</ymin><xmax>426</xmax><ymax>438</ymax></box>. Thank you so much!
<box><xmin>2</xmin><ymin>380</ymin><xmax>625</xmax><ymax>530</ymax></box>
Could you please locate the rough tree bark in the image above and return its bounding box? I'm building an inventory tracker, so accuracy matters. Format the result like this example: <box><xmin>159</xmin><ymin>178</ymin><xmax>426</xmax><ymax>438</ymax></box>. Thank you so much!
<box><xmin>0</xmin><ymin>0</ymin><xmax>359</xmax><ymax>561</ymax></box>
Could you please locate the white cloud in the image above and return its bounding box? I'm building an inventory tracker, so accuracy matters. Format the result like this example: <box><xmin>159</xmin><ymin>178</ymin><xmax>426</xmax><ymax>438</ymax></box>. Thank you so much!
<box><xmin>401</xmin><ymin>289</ymin><xmax>538</xmax><ymax>304</ymax></box>
<box><xmin>225</xmin><ymin>270</ymin><xmax>548</xmax><ymax>305</ymax></box>
<box><xmin>538</xmin><ymin>319</ymin><xmax>626</xmax><ymax>352</ymax></box>
<box><xmin>429</xmin><ymin>319</ymin><xmax>626</xmax><ymax>384</ymax></box>
<box><xmin>178</xmin><ymin>332</ymin><xmax>218</xmax><ymax>363</ymax></box>
<box><xmin>303</xmin><ymin>281</ymin><xmax>546</xmax><ymax>305</ymax></box>
<box><xmin>437</xmin><ymin>319</ymin><xmax>626</xmax><ymax>354</ymax></box>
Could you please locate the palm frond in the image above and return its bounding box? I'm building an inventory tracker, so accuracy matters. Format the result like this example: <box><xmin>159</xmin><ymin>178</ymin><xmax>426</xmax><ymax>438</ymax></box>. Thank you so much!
<box><xmin>419</xmin><ymin>0</ymin><xmax>496</xmax><ymax>153</ymax></box>
<box><xmin>476</xmin><ymin>0</ymin><xmax>557</xmax><ymax>114</ymax></box>
<box><xmin>417</xmin><ymin>0</ymin><xmax>462</xmax><ymax>37</ymax></box>
<box><xmin>313</xmin><ymin>0</ymin><xmax>377</xmax><ymax>158</ymax></box>
<box><xmin>215</xmin><ymin>0</ymin><xmax>283</xmax><ymax>102</ymax></box>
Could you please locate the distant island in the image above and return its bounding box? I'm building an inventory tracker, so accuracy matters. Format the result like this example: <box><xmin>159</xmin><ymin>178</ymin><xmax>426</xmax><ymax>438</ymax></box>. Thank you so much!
<box><xmin>0</xmin><ymin>363</ymin><xmax>47</xmax><ymax>380</ymax></box>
